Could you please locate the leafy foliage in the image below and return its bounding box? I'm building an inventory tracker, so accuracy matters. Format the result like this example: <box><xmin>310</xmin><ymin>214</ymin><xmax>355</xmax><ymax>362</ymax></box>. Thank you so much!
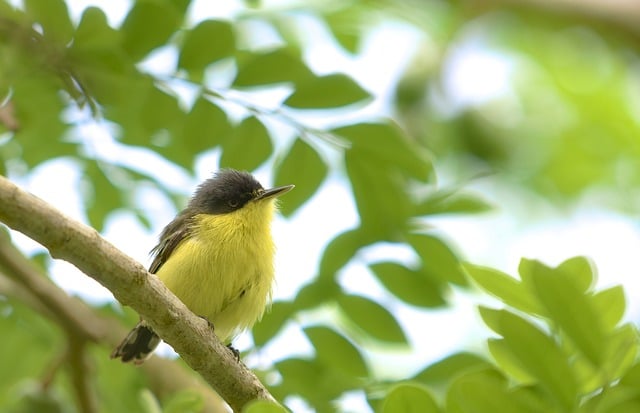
<box><xmin>0</xmin><ymin>1</ymin><xmax>638</xmax><ymax>413</ymax></box>
<box><xmin>273</xmin><ymin>138</ymin><xmax>327</xmax><ymax>216</ymax></box>
<box><xmin>465</xmin><ymin>258</ymin><xmax>639</xmax><ymax>412</ymax></box>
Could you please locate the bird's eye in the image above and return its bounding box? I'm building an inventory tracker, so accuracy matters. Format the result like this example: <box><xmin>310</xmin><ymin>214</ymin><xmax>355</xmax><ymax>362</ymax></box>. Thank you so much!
<box><xmin>228</xmin><ymin>200</ymin><xmax>239</xmax><ymax>208</ymax></box>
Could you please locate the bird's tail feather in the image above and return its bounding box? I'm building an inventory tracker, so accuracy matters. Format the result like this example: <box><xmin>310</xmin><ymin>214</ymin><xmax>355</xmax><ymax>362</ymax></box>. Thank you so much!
<box><xmin>111</xmin><ymin>321</ymin><xmax>161</xmax><ymax>364</ymax></box>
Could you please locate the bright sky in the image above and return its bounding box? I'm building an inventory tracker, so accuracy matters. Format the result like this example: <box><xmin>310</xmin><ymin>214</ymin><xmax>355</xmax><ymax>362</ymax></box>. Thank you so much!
<box><xmin>7</xmin><ymin>0</ymin><xmax>640</xmax><ymax>410</ymax></box>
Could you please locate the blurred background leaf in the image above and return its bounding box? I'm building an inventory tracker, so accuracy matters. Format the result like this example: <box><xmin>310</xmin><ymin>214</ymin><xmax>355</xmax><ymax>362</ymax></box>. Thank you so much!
<box><xmin>1</xmin><ymin>0</ymin><xmax>640</xmax><ymax>412</ymax></box>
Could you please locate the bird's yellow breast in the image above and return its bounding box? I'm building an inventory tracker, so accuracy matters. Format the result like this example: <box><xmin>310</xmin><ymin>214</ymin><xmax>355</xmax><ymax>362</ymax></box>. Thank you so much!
<box><xmin>154</xmin><ymin>200</ymin><xmax>277</xmax><ymax>343</ymax></box>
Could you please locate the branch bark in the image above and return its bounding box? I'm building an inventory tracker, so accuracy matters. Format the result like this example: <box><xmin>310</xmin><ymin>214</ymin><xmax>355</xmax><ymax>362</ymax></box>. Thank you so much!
<box><xmin>0</xmin><ymin>262</ymin><xmax>227</xmax><ymax>413</ymax></box>
<box><xmin>0</xmin><ymin>175</ymin><xmax>277</xmax><ymax>412</ymax></box>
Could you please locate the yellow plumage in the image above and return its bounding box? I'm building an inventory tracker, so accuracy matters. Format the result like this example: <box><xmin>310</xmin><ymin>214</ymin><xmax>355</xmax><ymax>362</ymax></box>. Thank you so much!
<box><xmin>157</xmin><ymin>200</ymin><xmax>277</xmax><ymax>342</ymax></box>
<box><xmin>111</xmin><ymin>169</ymin><xmax>293</xmax><ymax>364</ymax></box>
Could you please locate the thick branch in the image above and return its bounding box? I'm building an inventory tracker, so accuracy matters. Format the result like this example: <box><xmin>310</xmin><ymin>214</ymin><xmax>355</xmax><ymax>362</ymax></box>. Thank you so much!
<box><xmin>0</xmin><ymin>231</ymin><xmax>227</xmax><ymax>413</ymax></box>
<box><xmin>0</xmin><ymin>175</ymin><xmax>276</xmax><ymax>412</ymax></box>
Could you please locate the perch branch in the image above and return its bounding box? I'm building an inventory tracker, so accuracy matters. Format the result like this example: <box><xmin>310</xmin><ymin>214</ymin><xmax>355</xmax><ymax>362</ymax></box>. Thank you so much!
<box><xmin>0</xmin><ymin>175</ymin><xmax>276</xmax><ymax>412</ymax></box>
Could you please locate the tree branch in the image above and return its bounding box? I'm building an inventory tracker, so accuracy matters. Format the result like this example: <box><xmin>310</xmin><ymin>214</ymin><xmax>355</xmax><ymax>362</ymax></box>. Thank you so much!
<box><xmin>66</xmin><ymin>337</ymin><xmax>99</xmax><ymax>413</ymax></box>
<box><xmin>0</xmin><ymin>239</ymin><xmax>227</xmax><ymax>413</ymax></box>
<box><xmin>0</xmin><ymin>175</ymin><xmax>277</xmax><ymax>412</ymax></box>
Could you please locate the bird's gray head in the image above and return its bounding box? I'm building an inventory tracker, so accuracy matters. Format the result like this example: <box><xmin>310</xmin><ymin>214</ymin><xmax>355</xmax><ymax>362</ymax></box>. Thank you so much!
<box><xmin>189</xmin><ymin>170</ymin><xmax>264</xmax><ymax>214</ymax></box>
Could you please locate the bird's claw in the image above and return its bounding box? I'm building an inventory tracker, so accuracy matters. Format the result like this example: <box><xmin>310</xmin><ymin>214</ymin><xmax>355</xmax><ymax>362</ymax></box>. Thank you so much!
<box><xmin>198</xmin><ymin>315</ymin><xmax>215</xmax><ymax>331</ymax></box>
<box><xmin>226</xmin><ymin>344</ymin><xmax>240</xmax><ymax>361</ymax></box>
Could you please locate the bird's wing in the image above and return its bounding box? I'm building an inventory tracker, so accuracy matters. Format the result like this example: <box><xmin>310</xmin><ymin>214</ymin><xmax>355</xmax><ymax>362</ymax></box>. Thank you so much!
<box><xmin>148</xmin><ymin>213</ymin><xmax>192</xmax><ymax>274</ymax></box>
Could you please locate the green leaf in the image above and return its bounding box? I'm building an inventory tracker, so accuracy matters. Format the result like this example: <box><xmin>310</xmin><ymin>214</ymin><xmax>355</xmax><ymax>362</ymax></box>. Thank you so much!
<box><xmin>528</xmin><ymin>261</ymin><xmax>606</xmax><ymax>366</ymax></box>
<box><xmin>345</xmin><ymin>150</ymin><xmax>410</xmax><ymax>238</ymax></box>
<box><xmin>318</xmin><ymin>228</ymin><xmax>374</xmax><ymax>280</ymax></box>
<box><xmin>508</xmin><ymin>387</ymin><xmax>555</xmax><ymax>413</ymax></box>
<box><xmin>72</xmin><ymin>54</ymin><xmax>136</xmax><ymax>108</ymax></box>
<box><xmin>168</xmin><ymin>0</ymin><xmax>191</xmax><ymax>13</ymax></box>
<box><xmin>586</xmin><ymin>387</ymin><xmax>640</xmax><ymax>413</ymax></box>
<box><xmin>181</xmin><ymin>97</ymin><xmax>230</xmax><ymax>154</ymax></box>
<box><xmin>556</xmin><ymin>256</ymin><xmax>595</xmax><ymax>292</ymax></box>
<box><xmin>252</xmin><ymin>301</ymin><xmax>294</xmax><ymax>347</ymax></box>
<box><xmin>337</xmin><ymin>121</ymin><xmax>432</xmax><ymax>237</ymax></box>
<box><xmin>219</xmin><ymin>116</ymin><xmax>273</xmax><ymax>171</ymax></box>
<box><xmin>179</xmin><ymin>20</ymin><xmax>235</xmax><ymax>80</ymax></box>
<box><xmin>274</xmin><ymin>357</ymin><xmax>355</xmax><ymax>405</ymax></box>
<box><xmin>25</xmin><ymin>0</ymin><xmax>73</xmax><ymax>43</ymax></box>
<box><xmin>620</xmin><ymin>362</ymin><xmax>640</xmax><ymax>387</ymax></box>
<box><xmin>337</xmin><ymin>294</ymin><xmax>407</xmax><ymax>344</ymax></box>
<box><xmin>304</xmin><ymin>326</ymin><xmax>368</xmax><ymax>378</ymax></box>
<box><xmin>273</xmin><ymin>138</ymin><xmax>327</xmax><ymax>217</ymax></box>
<box><xmin>83</xmin><ymin>162</ymin><xmax>125</xmax><ymax>232</ymax></box>
<box><xmin>139</xmin><ymin>389</ymin><xmax>162</xmax><ymax>413</ymax></box>
<box><xmin>593</xmin><ymin>285</ymin><xmax>626</xmax><ymax>331</ymax></box>
<box><xmin>133</xmin><ymin>208</ymin><xmax>154</xmax><ymax>231</ymax></box>
<box><xmin>382</xmin><ymin>383</ymin><xmax>440</xmax><ymax>413</ymax></box>
<box><xmin>464</xmin><ymin>263</ymin><xmax>542</xmax><ymax>314</ymax></box>
<box><xmin>103</xmin><ymin>79</ymin><xmax>182</xmax><ymax>148</ymax></box>
<box><xmin>409</xmin><ymin>233</ymin><xmax>467</xmax><ymax>286</ymax></box>
<box><xmin>493</xmin><ymin>309</ymin><xmax>578</xmax><ymax>410</ymax></box>
<box><xmin>73</xmin><ymin>7</ymin><xmax>121</xmax><ymax>50</ymax></box>
<box><xmin>412</xmin><ymin>352</ymin><xmax>491</xmax><ymax>388</ymax></box>
<box><xmin>415</xmin><ymin>191</ymin><xmax>492</xmax><ymax>216</ymax></box>
<box><xmin>97</xmin><ymin>77</ymin><xmax>153</xmax><ymax>144</ymax></box>
<box><xmin>90</xmin><ymin>339</ymin><xmax>153</xmax><ymax>412</ymax></box>
<box><xmin>293</xmin><ymin>280</ymin><xmax>340</xmax><ymax>310</ymax></box>
<box><xmin>10</xmin><ymin>77</ymin><xmax>70</xmax><ymax>167</ymax></box>
<box><xmin>334</xmin><ymin>122</ymin><xmax>432</xmax><ymax>182</ymax></box>
<box><xmin>139</xmin><ymin>86</ymin><xmax>184</xmax><ymax>139</ymax></box>
<box><xmin>603</xmin><ymin>324</ymin><xmax>639</xmax><ymax>381</ymax></box>
<box><xmin>7</xmin><ymin>388</ymin><xmax>67</xmax><ymax>413</ymax></box>
<box><xmin>487</xmin><ymin>338</ymin><xmax>536</xmax><ymax>384</ymax></box>
<box><xmin>0</xmin><ymin>301</ymin><xmax>63</xmax><ymax>404</ymax></box>
<box><xmin>324</xmin><ymin>10</ymin><xmax>362</xmax><ymax>54</ymax></box>
<box><xmin>370</xmin><ymin>262</ymin><xmax>446</xmax><ymax>308</ymax></box>
<box><xmin>478</xmin><ymin>306</ymin><xmax>505</xmax><ymax>335</ymax></box>
<box><xmin>243</xmin><ymin>400</ymin><xmax>288</xmax><ymax>413</ymax></box>
<box><xmin>162</xmin><ymin>390</ymin><xmax>203</xmax><ymax>413</ymax></box>
<box><xmin>572</xmin><ymin>353</ymin><xmax>605</xmax><ymax>394</ymax></box>
<box><xmin>517</xmin><ymin>258</ymin><xmax>537</xmax><ymax>288</ymax></box>
<box><xmin>234</xmin><ymin>48</ymin><xmax>314</xmax><ymax>86</ymax></box>
<box><xmin>273</xmin><ymin>358</ymin><xmax>320</xmax><ymax>399</ymax></box>
<box><xmin>120</xmin><ymin>1</ymin><xmax>181</xmax><ymax>60</ymax></box>
<box><xmin>285</xmin><ymin>74</ymin><xmax>371</xmax><ymax>108</ymax></box>
<box><xmin>584</xmin><ymin>353</ymin><xmax>640</xmax><ymax>413</ymax></box>
<box><xmin>0</xmin><ymin>1</ymin><xmax>21</xmax><ymax>21</ymax></box>
<box><xmin>447</xmin><ymin>369</ymin><xmax>545</xmax><ymax>413</ymax></box>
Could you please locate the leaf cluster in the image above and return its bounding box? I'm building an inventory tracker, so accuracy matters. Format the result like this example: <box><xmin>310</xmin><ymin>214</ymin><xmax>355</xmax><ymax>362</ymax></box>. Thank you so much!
<box><xmin>249</xmin><ymin>257</ymin><xmax>640</xmax><ymax>413</ymax></box>
<box><xmin>0</xmin><ymin>1</ymin><xmax>638</xmax><ymax>413</ymax></box>
<box><xmin>392</xmin><ymin>5</ymin><xmax>640</xmax><ymax>206</ymax></box>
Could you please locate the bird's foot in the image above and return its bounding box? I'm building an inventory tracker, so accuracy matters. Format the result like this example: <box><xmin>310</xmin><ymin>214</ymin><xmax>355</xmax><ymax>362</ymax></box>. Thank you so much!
<box><xmin>196</xmin><ymin>316</ymin><xmax>239</xmax><ymax>361</ymax></box>
<box><xmin>198</xmin><ymin>315</ymin><xmax>215</xmax><ymax>331</ymax></box>
<box><xmin>226</xmin><ymin>344</ymin><xmax>240</xmax><ymax>361</ymax></box>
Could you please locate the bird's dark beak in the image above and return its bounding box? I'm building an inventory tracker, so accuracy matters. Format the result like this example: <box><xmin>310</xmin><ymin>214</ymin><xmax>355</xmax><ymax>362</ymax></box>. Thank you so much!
<box><xmin>256</xmin><ymin>184</ymin><xmax>295</xmax><ymax>200</ymax></box>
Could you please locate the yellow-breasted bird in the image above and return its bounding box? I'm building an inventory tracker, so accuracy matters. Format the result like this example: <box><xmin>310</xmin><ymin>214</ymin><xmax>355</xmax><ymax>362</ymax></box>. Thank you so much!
<box><xmin>111</xmin><ymin>169</ymin><xmax>294</xmax><ymax>364</ymax></box>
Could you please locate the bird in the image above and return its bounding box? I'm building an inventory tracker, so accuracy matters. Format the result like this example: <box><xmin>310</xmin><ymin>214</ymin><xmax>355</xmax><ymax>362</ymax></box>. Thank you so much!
<box><xmin>111</xmin><ymin>169</ymin><xmax>294</xmax><ymax>364</ymax></box>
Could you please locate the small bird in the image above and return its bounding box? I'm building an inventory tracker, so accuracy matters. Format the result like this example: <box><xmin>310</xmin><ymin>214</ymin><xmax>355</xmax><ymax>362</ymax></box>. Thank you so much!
<box><xmin>111</xmin><ymin>169</ymin><xmax>294</xmax><ymax>364</ymax></box>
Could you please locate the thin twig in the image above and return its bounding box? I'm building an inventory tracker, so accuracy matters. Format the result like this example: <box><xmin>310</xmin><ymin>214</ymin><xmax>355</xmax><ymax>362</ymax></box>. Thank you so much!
<box><xmin>0</xmin><ymin>100</ymin><xmax>19</xmax><ymax>130</ymax></box>
<box><xmin>40</xmin><ymin>350</ymin><xmax>66</xmax><ymax>391</ymax></box>
<box><xmin>156</xmin><ymin>75</ymin><xmax>351</xmax><ymax>149</ymax></box>
<box><xmin>67</xmin><ymin>337</ymin><xmax>99</xmax><ymax>413</ymax></box>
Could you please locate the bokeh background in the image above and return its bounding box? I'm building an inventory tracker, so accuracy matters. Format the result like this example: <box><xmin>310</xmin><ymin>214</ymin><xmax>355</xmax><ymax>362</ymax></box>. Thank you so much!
<box><xmin>1</xmin><ymin>0</ymin><xmax>639</xmax><ymax>412</ymax></box>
